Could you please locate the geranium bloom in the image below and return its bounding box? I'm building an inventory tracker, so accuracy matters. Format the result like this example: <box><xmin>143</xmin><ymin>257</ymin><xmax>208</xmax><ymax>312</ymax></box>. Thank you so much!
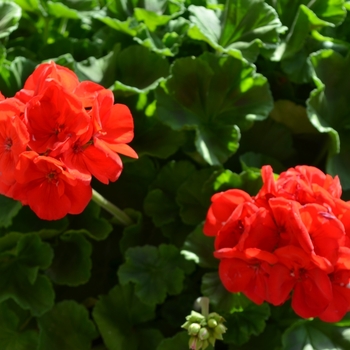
<box><xmin>24</xmin><ymin>81</ymin><xmax>90</xmax><ymax>154</ymax></box>
<box><xmin>14</xmin><ymin>152</ymin><xmax>91</xmax><ymax>220</ymax></box>
<box><xmin>0</xmin><ymin>62</ymin><xmax>137</xmax><ymax>220</ymax></box>
<box><xmin>204</xmin><ymin>165</ymin><xmax>350</xmax><ymax>322</ymax></box>
<box><xmin>0</xmin><ymin>98</ymin><xmax>28</xmax><ymax>195</ymax></box>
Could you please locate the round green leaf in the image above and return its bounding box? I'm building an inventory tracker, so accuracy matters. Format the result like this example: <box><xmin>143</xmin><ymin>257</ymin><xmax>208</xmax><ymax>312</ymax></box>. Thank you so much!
<box><xmin>38</xmin><ymin>300</ymin><xmax>98</xmax><ymax>350</ymax></box>
<box><xmin>46</xmin><ymin>231</ymin><xmax>92</xmax><ymax>286</ymax></box>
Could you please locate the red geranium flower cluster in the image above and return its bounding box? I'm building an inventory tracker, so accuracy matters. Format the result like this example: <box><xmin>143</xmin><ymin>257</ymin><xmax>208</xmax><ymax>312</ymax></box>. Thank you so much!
<box><xmin>204</xmin><ymin>165</ymin><xmax>350</xmax><ymax>322</ymax></box>
<box><xmin>0</xmin><ymin>62</ymin><xmax>137</xmax><ymax>220</ymax></box>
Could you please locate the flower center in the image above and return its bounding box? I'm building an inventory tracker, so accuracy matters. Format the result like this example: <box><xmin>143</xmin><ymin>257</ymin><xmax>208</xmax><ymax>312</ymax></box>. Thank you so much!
<box><xmin>4</xmin><ymin>138</ymin><xmax>12</xmax><ymax>151</ymax></box>
<box><xmin>46</xmin><ymin>171</ymin><xmax>59</xmax><ymax>185</ymax></box>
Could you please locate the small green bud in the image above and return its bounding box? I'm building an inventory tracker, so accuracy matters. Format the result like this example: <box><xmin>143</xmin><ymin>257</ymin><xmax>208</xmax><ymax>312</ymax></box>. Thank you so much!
<box><xmin>214</xmin><ymin>324</ymin><xmax>227</xmax><ymax>337</ymax></box>
<box><xmin>189</xmin><ymin>336</ymin><xmax>199</xmax><ymax>350</ymax></box>
<box><xmin>187</xmin><ymin>311</ymin><xmax>205</xmax><ymax>323</ymax></box>
<box><xmin>207</xmin><ymin>318</ymin><xmax>217</xmax><ymax>328</ymax></box>
<box><xmin>208</xmin><ymin>335</ymin><xmax>216</xmax><ymax>347</ymax></box>
<box><xmin>181</xmin><ymin>321</ymin><xmax>191</xmax><ymax>329</ymax></box>
<box><xmin>198</xmin><ymin>327</ymin><xmax>210</xmax><ymax>341</ymax></box>
<box><xmin>208</xmin><ymin>312</ymin><xmax>224</xmax><ymax>323</ymax></box>
<box><xmin>188</xmin><ymin>323</ymin><xmax>201</xmax><ymax>335</ymax></box>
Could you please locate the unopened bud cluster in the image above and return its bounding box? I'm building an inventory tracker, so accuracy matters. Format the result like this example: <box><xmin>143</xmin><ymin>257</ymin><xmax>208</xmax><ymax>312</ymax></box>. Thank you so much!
<box><xmin>182</xmin><ymin>311</ymin><xmax>227</xmax><ymax>350</ymax></box>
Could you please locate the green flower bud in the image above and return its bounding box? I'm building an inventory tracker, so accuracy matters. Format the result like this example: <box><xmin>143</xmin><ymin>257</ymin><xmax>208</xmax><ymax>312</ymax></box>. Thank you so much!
<box><xmin>198</xmin><ymin>327</ymin><xmax>210</xmax><ymax>340</ymax></box>
<box><xmin>187</xmin><ymin>311</ymin><xmax>206</xmax><ymax>323</ymax></box>
<box><xmin>188</xmin><ymin>323</ymin><xmax>201</xmax><ymax>335</ymax></box>
<box><xmin>208</xmin><ymin>335</ymin><xmax>216</xmax><ymax>347</ymax></box>
<box><xmin>214</xmin><ymin>324</ymin><xmax>227</xmax><ymax>338</ymax></box>
<box><xmin>189</xmin><ymin>336</ymin><xmax>199</xmax><ymax>350</ymax></box>
<box><xmin>207</xmin><ymin>318</ymin><xmax>217</xmax><ymax>328</ymax></box>
<box><xmin>181</xmin><ymin>321</ymin><xmax>191</xmax><ymax>329</ymax></box>
<box><xmin>208</xmin><ymin>312</ymin><xmax>224</xmax><ymax>323</ymax></box>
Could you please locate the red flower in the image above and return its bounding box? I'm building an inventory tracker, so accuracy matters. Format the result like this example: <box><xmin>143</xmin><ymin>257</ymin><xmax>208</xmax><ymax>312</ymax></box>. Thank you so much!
<box><xmin>14</xmin><ymin>152</ymin><xmax>91</xmax><ymax>220</ymax></box>
<box><xmin>216</xmin><ymin>248</ymin><xmax>277</xmax><ymax>304</ymax></box>
<box><xmin>205</xmin><ymin>164</ymin><xmax>350</xmax><ymax>322</ymax></box>
<box><xmin>0</xmin><ymin>62</ymin><xmax>137</xmax><ymax>221</ymax></box>
<box><xmin>61</xmin><ymin>89</ymin><xmax>137</xmax><ymax>184</ymax></box>
<box><xmin>24</xmin><ymin>81</ymin><xmax>90</xmax><ymax>154</ymax></box>
<box><xmin>268</xmin><ymin>246</ymin><xmax>332</xmax><ymax>318</ymax></box>
<box><xmin>204</xmin><ymin>189</ymin><xmax>253</xmax><ymax>236</ymax></box>
<box><xmin>0</xmin><ymin>98</ymin><xmax>28</xmax><ymax>193</ymax></box>
<box><xmin>15</xmin><ymin>62</ymin><xmax>80</xmax><ymax>104</ymax></box>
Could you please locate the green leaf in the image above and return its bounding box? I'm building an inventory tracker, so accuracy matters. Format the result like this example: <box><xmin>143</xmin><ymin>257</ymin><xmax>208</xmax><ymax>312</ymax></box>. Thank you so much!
<box><xmin>0</xmin><ymin>57</ymin><xmax>37</xmax><ymax>97</ymax></box>
<box><xmin>101</xmin><ymin>156</ymin><xmax>157</xmax><ymax>212</ymax></box>
<box><xmin>38</xmin><ymin>300</ymin><xmax>98</xmax><ymax>350</ymax></box>
<box><xmin>71</xmin><ymin>201</ymin><xmax>113</xmax><ymax>241</ymax></box>
<box><xmin>118</xmin><ymin>244</ymin><xmax>187</xmax><ymax>305</ymax></box>
<box><xmin>239</xmin><ymin>118</ymin><xmax>295</xmax><ymax>162</ymax></box>
<box><xmin>176</xmin><ymin>168</ymin><xmax>216</xmax><ymax>225</ymax></box>
<box><xmin>0</xmin><ymin>196</ymin><xmax>21</xmax><ymax>228</ymax></box>
<box><xmin>270</xmin><ymin>99</ymin><xmax>317</xmax><ymax>134</ymax></box>
<box><xmin>144</xmin><ymin>160</ymin><xmax>196</xmax><ymax>227</ymax></box>
<box><xmin>201</xmin><ymin>272</ymin><xmax>251</xmax><ymax>313</ymax></box>
<box><xmin>3</xmin><ymin>206</ymin><xmax>68</xmax><ymax>239</ymax></box>
<box><xmin>307</xmin><ymin>49</ymin><xmax>350</xmax><ymax>187</ymax></box>
<box><xmin>134</xmin><ymin>17</ymin><xmax>189</xmax><ymax>57</ymax></box>
<box><xmin>151</xmin><ymin>160</ymin><xmax>196</xmax><ymax>195</ymax></box>
<box><xmin>144</xmin><ymin>189</ymin><xmax>179</xmax><ymax>227</ymax></box>
<box><xmin>94</xmin><ymin>12</ymin><xmax>142</xmax><ymax>36</ymax></box>
<box><xmin>46</xmin><ymin>1</ymin><xmax>80</xmax><ymax>19</ymax></box>
<box><xmin>132</xmin><ymin>109</ymin><xmax>186</xmax><ymax>158</ymax></box>
<box><xmin>181</xmin><ymin>224</ymin><xmax>218</xmax><ymax>268</ymax></box>
<box><xmin>0</xmin><ymin>301</ymin><xmax>38</xmax><ymax>350</ymax></box>
<box><xmin>0</xmin><ymin>1</ymin><xmax>21</xmax><ymax>39</ymax></box>
<box><xmin>272</xmin><ymin>5</ymin><xmax>334</xmax><ymax>61</ymax></box>
<box><xmin>0</xmin><ymin>234</ymin><xmax>54</xmax><ymax>316</ymax></box>
<box><xmin>282</xmin><ymin>319</ymin><xmax>350</xmax><ymax>350</ymax></box>
<box><xmin>134</xmin><ymin>1</ymin><xmax>184</xmax><ymax>32</ymax></box>
<box><xmin>119</xmin><ymin>209</ymin><xmax>155</xmax><ymax>254</ymax></box>
<box><xmin>240</xmin><ymin>152</ymin><xmax>285</xmax><ymax>173</ymax></box>
<box><xmin>267</xmin><ymin>0</ymin><xmax>346</xmax><ymax>28</ymax></box>
<box><xmin>224</xmin><ymin>303</ymin><xmax>271</xmax><ymax>346</ymax></box>
<box><xmin>93</xmin><ymin>284</ymin><xmax>157</xmax><ymax>350</ymax></box>
<box><xmin>187</xmin><ymin>1</ymin><xmax>284</xmax><ymax>61</ymax></box>
<box><xmin>12</xmin><ymin>0</ymin><xmax>44</xmax><ymax>14</ymax></box>
<box><xmin>109</xmin><ymin>45</ymin><xmax>170</xmax><ymax>96</ymax></box>
<box><xmin>156</xmin><ymin>331</ymin><xmax>189</xmax><ymax>350</ymax></box>
<box><xmin>156</xmin><ymin>53</ymin><xmax>273</xmax><ymax>165</ymax></box>
<box><xmin>327</xmin><ymin>131</ymin><xmax>350</xmax><ymax>190</ymax></box>
<box><xmin>46</xmin><ymin>231</ymin><xmax>92</xmax><ymax>286</ymax></box>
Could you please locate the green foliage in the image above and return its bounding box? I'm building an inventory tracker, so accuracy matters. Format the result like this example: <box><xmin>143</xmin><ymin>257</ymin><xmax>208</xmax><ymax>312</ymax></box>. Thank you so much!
<box><xmin>37</xmin><ymin>300</ymin><xmax>98</xmax><ymax>350</ymax></box>
<box><xmin>118</xmin><ymin>244</ymin><xmax>193</xmax><ymax>305</ymax></box>
<box><xmin>1</xmin><ymin>0</ymin><xmax>350</xmax><ymax>349</ymax></box>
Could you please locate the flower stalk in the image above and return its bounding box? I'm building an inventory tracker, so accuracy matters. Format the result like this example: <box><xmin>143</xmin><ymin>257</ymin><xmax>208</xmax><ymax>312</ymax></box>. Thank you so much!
<box><xmin>92</xmin><ymin>189</ymin><xmax>133</xmax><ymax>226</ymax></box>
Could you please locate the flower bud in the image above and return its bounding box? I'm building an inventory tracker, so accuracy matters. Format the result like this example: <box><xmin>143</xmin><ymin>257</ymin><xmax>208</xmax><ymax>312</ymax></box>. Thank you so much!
<box><xmin>207</xmin><ymin>318</ymin><xmax>217</xmax><ymax>328</ymax></box>
<box><xmin>188</xmin><ymin>323</ymin><xmax>201</xmax><ymax>335</ymax></box>
<box><xmin>214</xmin><ymin>324</ymin><xmax>227</xmax><ymax>339</ymax></box>
<box><xmin>187</xmin><ymin>311</ymin><xmax>205</xmax><ymax>323</ymax></box>
<box><xmin>198</xmin><ymin>327</ymin><xmax>210</xmax><ymax>340</ymax></box>
<box><xmin>189</xmin><ymin>336</ymin><xmax>199</xmax><ymax>350</ymax></box>
<box><xmin>208</xmin><ymin>312</ymin><xmax>224</xmax><ymax>323</ymax></box>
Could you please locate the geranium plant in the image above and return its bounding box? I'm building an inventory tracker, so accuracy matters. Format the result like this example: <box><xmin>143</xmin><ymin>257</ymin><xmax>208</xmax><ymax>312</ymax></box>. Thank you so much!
<box><xmin>1</xmin><ymin>0</ymin><xmax>350</xmax><ymax>349</ymax></box>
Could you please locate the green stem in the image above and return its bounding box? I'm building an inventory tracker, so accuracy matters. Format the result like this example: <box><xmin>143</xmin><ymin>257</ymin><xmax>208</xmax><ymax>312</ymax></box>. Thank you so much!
<box><xmin>92</xmin><ymin>189</ymin><xmax>133</xmax><ymax>227</ymax></box>
<box><xmin>198</xmin><ymin>297</ymin><xmax>210</xmax><ymax>318</ymax></box>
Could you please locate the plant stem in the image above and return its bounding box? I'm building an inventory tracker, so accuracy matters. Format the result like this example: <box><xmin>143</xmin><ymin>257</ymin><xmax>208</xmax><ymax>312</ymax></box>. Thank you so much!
<box><xmin>198</xmin><ymin>297</ymin><xmax>210</xmax><ymax>318</ymax></box>
<box><xmin>92</xmin><ymin>189</ymin><xmax>133</xmax><ymax>227</ymax></box>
